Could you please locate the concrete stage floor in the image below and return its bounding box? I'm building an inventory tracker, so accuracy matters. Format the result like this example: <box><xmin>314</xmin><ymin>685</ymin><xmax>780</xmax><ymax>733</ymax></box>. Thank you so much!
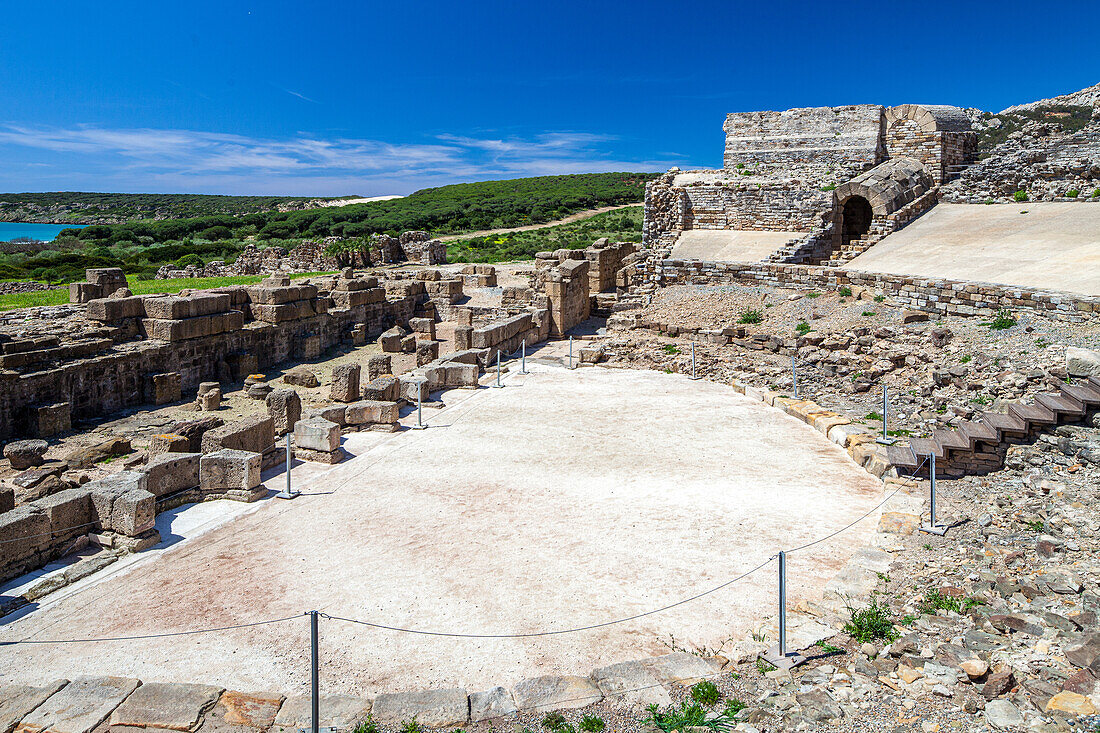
<box><xmin>0</xmin><ymin>363</ymin><xmax>883</xmax><ymax>696</ymax></box>
<box><xmin>669</xmin><ymin>229</ymin><xmax>800</xmax><ymax>262</ymax></box>
<box><xmin>846</xmin><ymin>202</ymin><xmax>1100</xmax><ymax>296</ymax></box>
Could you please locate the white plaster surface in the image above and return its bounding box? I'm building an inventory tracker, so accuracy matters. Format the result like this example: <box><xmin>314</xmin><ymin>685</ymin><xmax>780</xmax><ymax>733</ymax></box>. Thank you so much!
<box><xmin>670</xmin><ymin>230</ymin><xmax>801</xmax><ymax>263</ymax></box>
<box><xmin>0</xmin><ymin>365</ymin><xmax>883</xmax><ymax>696</ymax></box>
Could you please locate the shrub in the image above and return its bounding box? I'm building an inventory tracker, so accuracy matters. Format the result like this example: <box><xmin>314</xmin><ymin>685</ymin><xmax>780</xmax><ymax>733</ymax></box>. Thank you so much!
<box><xmin>1093</xmin><ymin>188</ymin><xmax>1100</xmax><ymax>198</ymax></box>
<box><xmin>645</xmin><ymin>701</ymin><xmax>734</xmax><ymax>733</ymax></box>
<box><xmin>795</xmin><ymin>322</ymin><xmax>811</xmax><ymax>335</ymax></box>
<box><xmin>806</xmin><ymin>291</ymin><xmax>820</xmax><ymax>298</ymax></box>
<box><xmin>861</xmin><ymin>311</ymin><xmax>876</xmax><ymax>317</ymax></box>
<box><xmin>579</xmin><ymin>715</ymin><xmax>605</xmax><ymax>733</ymax></box>
<box><xmin>174</xmin><ymin>253</ymin><xmax>204</xmax><ymax>268</ymax></box>
<box><xmin>400</xmin><ymin>720</ymin><xmax>422</xmax><ymax>733</ymax></box>
<box><xmin>873</xmin><ymin>294</ymin><xmax>885</xmax><ymax>302</ymax></box>
<box><xmin>1013</xmin><ymin>190</ymin><xmax>1028</xmax><ymax>202</ymax></box>
<box><xmin>353</xmin><ymin>716</ymin><xmax>379</xmax><ymax>733</ymax></box>
<box><xmin>989</xmin><ymin>309</ymin><xmax>1017</xmax><ymax>330</ymax></box>
<box><xmin>838</xmin><ymin>286</ymin><xmax>852</xmax><ymax>297</ymax></box>
<box><xmin>738</xmin><ymin>308</ymin><xmax>763</xmax><ymax>324</ymax></box>
<box><xmin>722</xmin><ymin>699</ymin><xmax>746</xmax><ymax>717</ymax></box>
<box><xmin>820</xmin><ymin>183</ymin><xmax>836</xmax><ymax>192</ymax></box>
<box><xmin>690</xmin><ymin>680</ymin><xmax>721</xmax><ymax>707</ymax></box>
<box><xmin>1066</xmin><ymin>189</ymin><xmax>1080</xmax><ymax>198</ymax></box>
<box><xmin>663</xmin><ymin>344</ymin><xmax>681</xmax><ymax>355</ymax></box>
<box><xmin>843</xmin><ymin>596</ymin><xmax>898</xmax><ymax>643</ymax></box>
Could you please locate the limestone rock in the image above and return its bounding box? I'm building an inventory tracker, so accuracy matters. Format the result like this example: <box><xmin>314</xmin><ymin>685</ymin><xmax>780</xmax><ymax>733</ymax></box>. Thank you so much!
<box><xmin>468</xmin><ymin>687</ymin><xmax>516</xmax><ymax>723</ymax></box>
<box><xmin>984</xmin><ymin>699</ymin><xmax>1024</xmax><ymax>729</ymax></box>
<box><xmin>511</xmin><ymin>675</ymin><xmax>602</xmax><ymax>712</ymax></box>
<box><xmin>266</xmin><ymin>389</ymin><xmax>301</xmax><ymax>436</ymax></box>
<box><xmin>4</xmin><ymin>440</ymin><xmax>48</xmax><ymax>470</ymax></box>
<box><xmin>591</xmin><ymin>660</ymin><xmax>671</xmax><ymax>708</ymax></box>
<box><xmin>273</xmin><ymin>694</ymin><xmax>371</xmax><ymax>730</ymax></box>
<box><xmin>283</xmin><ymin>366</ymin><xmax>319</xmax><ymax>388</ymax></box>
<box><xmin>293</xmin><ymin>418</ymin><xmax>341</xmax><ymax>454</ymax></box>
<box><xmin>203</xmin><ymin>690</ymin><xmax>284</xmax><ymax>730</ymax></box>
<box><xmin>0</xmin><ymin>679</ymin><xmax>68</xmax><ymax>733</ymax></box>
<box><xmin>330</xmin><ymin>364</ymin><xmax>361</xmax><ymax>403</ymax></box>
<box><xmin>372</xmin><ymin>688</ymin><xmax>468</xmax><ymax>728</ymax></box>
<box><xmin>109</xmin><ymin>681</ymin><xmax>224</xmax><ymax>731</ymax></box>
<box><xmin>1066</xmin><ymin>346</ymin><xmax>1100</xmax><ymax>378</ymax></box>
<box><xmin>1045</xmin><ymin>691</ymin><xmax>1096</xmax><ymax>716</ymax></box>
<box><xmin>19</xmin><ymin>676</ymin><xmax>140</xmax><ymax>733</ymax></box>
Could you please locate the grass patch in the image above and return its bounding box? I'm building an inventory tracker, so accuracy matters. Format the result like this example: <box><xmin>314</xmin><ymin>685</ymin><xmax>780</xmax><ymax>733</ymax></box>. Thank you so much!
<box><xmin>400</xmin><ymin>719</ymin><xmax>423</xmax><ymax>733</ymax></box>
<box><xmin>987</xmin><ymin>309</ymin><xmax>1017</xmax><ymax>330</ymax></box>
<box><xmin>352</xmin><ymin>716</ymin><xmax>379</xmax><ymax>733</ymax></box>
<box><xmin>861</xmin><ymin>310</ymin><xmax>876</xmax><ymax>317</ymax></box>
<box><xmin>578</xmin><ymin>715</ymin><xmax>604</xmax><ymax>733</ymax></box>
<box><xmin>918</xmin><ymin>589</ymin><xmax>986</xmax><ymax>615</ymax></box>
<box><xmin>663</xmin><ymin>344</ymin><xmax>681</xmax><ymax>355</ymax></box>
<box><xmin>959</xmin><ymin>354</ymin><xmax>971</xmax><ymax>363</ymax></box>
<box><xmin>805</xmin><ymin>291</ymin><xmax>820</xmax><ymax>298</ymax></box>
<box><xmin>795</xmin><ymin>321</ymin><xmax>811</xmax><ymax>335</ymax></box>
<box><xmin>755</xmin><ymin>658</ymin><xmax>776</xmax><ymax>675</ymax></box>
<box><xmin>690</xmin><ymin>680</ymin><xmax>721</xmax><ymax>707</ymax></box>
<box><xmin>873</xmin><ymin>294</ymin><xmax>885</xmax><ymax>302</ymax></box>
<box><xmin>1013</xmin><ymin>190</ymin><xmax>1029</xmax><ymax>202</ymax></box>
<box><xmin>864</xmin><ymin>411</ymin><xmax>883</xmax><ymax>422</ymax></box>
<box><xmin>838</xmin><ymin>286</ymin><xmax>852</xmax><ymax>297</ymax></box>
<box><xmin>645</xmin><ymin>702</ymin><xmax>734</xmax><ymax>733</ymax></box>
<box><xmin>738</xmin><ymin>308</ymin><xmax>763</xmax><ymax>324</ymax></box>
<box><xmin>814</xmin><ymin>640</ymin><xmax>843</xmax><ymax>654</ymax></box>
<box><xmin>843</xmin><ymin>596</ymin><xmax>898</xmax><ymax>643</ymax></box>
<box><xmin>1026</xmin><ymin>519</ymin><xmax>1045</xmax><ymax>532</ymax></box>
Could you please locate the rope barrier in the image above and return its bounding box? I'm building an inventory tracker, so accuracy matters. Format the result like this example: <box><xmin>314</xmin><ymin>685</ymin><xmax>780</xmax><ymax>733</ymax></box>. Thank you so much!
<box><xmin>0</xmin><ymin>613</ymin><xmax>304</xmax><ymax>646</ymax></box>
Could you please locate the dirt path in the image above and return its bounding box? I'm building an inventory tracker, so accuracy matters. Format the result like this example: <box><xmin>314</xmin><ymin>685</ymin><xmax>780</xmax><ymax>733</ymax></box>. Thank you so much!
<box><xmin>437</xmin><ymin>203</ymin><xmax>642</xmax><ymax>241</ymax></box>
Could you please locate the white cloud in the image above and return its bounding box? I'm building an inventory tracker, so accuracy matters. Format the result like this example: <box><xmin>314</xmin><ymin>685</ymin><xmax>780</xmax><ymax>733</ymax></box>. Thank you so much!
<box><xmin>0</xmin><ymin>123</ymin><xmax>673</xmax><ymax>195</ymax></box>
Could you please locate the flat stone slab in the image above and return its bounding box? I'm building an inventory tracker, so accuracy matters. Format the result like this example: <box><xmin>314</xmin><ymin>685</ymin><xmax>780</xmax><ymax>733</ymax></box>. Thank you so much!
<box><xmin>17</xmin><ymin>677</ymin><xmax>139</xmax><ymax>733</ymax></box>
<box><xmin>108</xmin><ymin>682</ymin><xmax>223</xmax><ymax>731</ymax></box>
<box><xmin>642</xmin><ymin>653</ymin><xmax>716</xmax><ymax>686</ymax></box>
<box><xmin>0</xmin><ymin>681</ymin><xmax>68</xmax><ymax>733</ymax></box>
<box><xmin>591</xmin><ymin>660</ymin><xmax>670</xmax><ymax>709</ymax></box>
<box><xmin>510</xmin><ymin>676</ymin><xmax>602</xmax><ymax>712</ymax></box>
<box><xmin>200</xmin><ymin>691</ymin><xmax>284</xmax><ymax>733</ymax></box>
<box><xmin>272</xmin><ymin>694</ymin><xmax>370</xmax><ymax>730</ymax></box>
<box><xmin>468</xmin><ymin>688</ymin><xmax>516</xmax><ymax>723</ymax></box>
<box><xmin>371</xmin><ymin>688</ymin><xmax>468</xmax><ymax>728</ymax></box>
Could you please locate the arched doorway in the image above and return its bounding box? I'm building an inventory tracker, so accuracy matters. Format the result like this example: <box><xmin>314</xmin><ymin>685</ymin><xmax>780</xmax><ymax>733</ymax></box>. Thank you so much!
<box><xmin>840</xmin><ymin>196</ymin><xmax>872</xmax><ymax>247</ymax></box>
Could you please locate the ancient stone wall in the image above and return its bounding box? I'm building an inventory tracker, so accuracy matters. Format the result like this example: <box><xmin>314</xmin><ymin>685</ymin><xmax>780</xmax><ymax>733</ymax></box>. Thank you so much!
<box><xmin>646</xmin><ymin>260</ymin><xmax>1100</xmax><ymax>321</ymax></box>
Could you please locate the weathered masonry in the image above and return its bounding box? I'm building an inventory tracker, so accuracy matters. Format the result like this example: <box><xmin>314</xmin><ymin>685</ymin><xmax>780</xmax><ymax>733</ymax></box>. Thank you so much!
<box><xmin>644</xmin><ymin>103</ymin><xmax>976</xmax><ymax>269</ymax></box>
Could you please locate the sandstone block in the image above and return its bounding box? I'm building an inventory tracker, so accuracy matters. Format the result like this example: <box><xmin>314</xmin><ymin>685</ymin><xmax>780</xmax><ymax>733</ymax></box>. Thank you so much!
<box><xmin>409</xmin><ymin>318</ymin><xmax>436</xmax><ymax>339</ymax></box>
<box><xmin>266</xmin><ymin>389</ymin><xmax>302</xmax><ymax>436</ymax></box>
<box><xmin>293</xmin><ymin>418</ymin><xmax>341</xmax><ymax>454</ymax></box>
<box><xmin>18</xmin><ymin>676</ymin><xmax>140</xmax><ymax>733</ymax></box>
<box><xmin>591</xmin><ymin>660</ymin><xmax>671</xmax><ymax>708</ymax></box>
<box><xmin>148</xmin><ymin>434</ymin><xmax>191</xmax><ymax>457</ymax></box>
<box><xmin>33</xmin><ymin>488</ymin><xmax>92</xmax><ymax>539</ymax></box>
<box><xmin>366</xmin><ymin>355</ymin><xmax>391</xmax><ymax>381</ymax></box>
<box><xmin>468</xmin><ymin>687</ymin><xmax>516</xmax><ymax>723</ymax></box>
<box><xmin>362</xmin><ymin>376</ymin><xmax>400</xmax><ymax>402</ymax></box>
<box><xmin>109</xmin><ymin>681</ymin><xmax>224</xmax><ymax>731</ymax></box>
<box><xmin>416</xmin><ymin>340</ymin><xmax>440</xmax><ymax>367</ymax></box>
<box><xmin>199</xmin><ymin>389</ymin><xmax>222</xmax><ymax>411</ymax></box>
<box><xmin>380</xmin><ymin>327</ymin><xmax>406</xmax><ymax>352</ymax></box>
<box><xmin>330</xmin><ymin>364</ymin><xmax>361</xmax><ymax>403</ymax></box>
<box><xmin>284</xmin><ymin>366</ymin><xmax>320</xmax><ymax>388</ymax></box>
<box><xmin>371</xmin><ymin>688</ymin><xmax>468</xmax><ymax>728</ymax></box>
<box><xmin>0</xmin><ymin>680</ymin><xmax>69</xmax><ymax>733</ymax></box>
<box><xmin>146</xmin><ymin>372</ymin><xmax>182</xmax><ymax>405</ymax></box>
<box><xmin>273</xmin><ymin>694</ymin><xmax>371</xmax><ymax>730</ymax></box>
<box><xmin>1067</xmin><ymin>346</ymin><xmax>1100</xmax><ymax>378</ymax></box>
<box><xmin>144</xmin><ymin>293</ymin><xmax>230</xmax><ymax>320</ymax></box>
<box><xmin>200</xmin><ymin>449</ymin><xmax>261</xmax><ymax>493</ymax></box>
<box><xmin>205</xmin><ymin>691</ymin><xmax>284</xmax><ymax>730</ymax></box>
<box><xmin>345</xmin><ymin>400</ymin><xmax>400</xmax><ymax>426</ymax></box>
<box><xmin>511</xmin><ymin>676</ymin><xmax>601</xmax><ymax>712</ymax></box>
<box><xmin>4</xmin><ymin>439</ymin><xmax>48</xmax><ymax>470</ymax></box>
<box><xmin>31</xmin><ymin>403</ymin><xmax>71</xmax><ymax>438</ymax></box>
<box><xmin>144</xmin><ymin>452</ymin><xmax>201</xmax><ymax>497</ymax></box>
<box><xmin>200</xmin><ymin>416</ymin><xmax>274</xmax><ymax>455</ymax></box>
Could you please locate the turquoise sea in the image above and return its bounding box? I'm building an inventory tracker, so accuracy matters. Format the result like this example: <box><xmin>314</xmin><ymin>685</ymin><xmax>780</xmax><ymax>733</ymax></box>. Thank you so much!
<box><xmin>0</xmin><ymin>222</ymin><xmax>85</xmax><ymax>242</ymax></box>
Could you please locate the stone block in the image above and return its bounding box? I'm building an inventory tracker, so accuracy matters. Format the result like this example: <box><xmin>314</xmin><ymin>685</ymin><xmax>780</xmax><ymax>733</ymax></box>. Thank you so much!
<box><xmin>309</xmin><ymin>405</ymin><xmax>347</xmax><ymax>426</ymax></box>
<box><xmin>400</xmin><ymin>376</ymin><xmax>430</xmax><ymax>403</ymax></box>
<box><xmin>204</xmin><ymin>691</ymin><xmax>284</xmax><ymax>731</ymax></box>
<box><xmin>643</xmin><ymin>652</ymin><xmax>716</xmax><ymax>685</ymax></box>
<box><xmin>33</xmin><ymin>488</ymin><xmax>92</xmax><ymax>539</ymax></box>
<box><xmin>366</xmin><ymin>354</ymin><xmax>391</xmax><ymax>381</ymax></box>
<box><xmin>197</xmin><ymin>382</ymin><xmax>220</xmax><ymax>396</ymax></box>
<box><xmin>468</xmin><ymin>687</ymin><xmax>516</xmax><ymax>723</ymax></box>
<box><xmin>143</xmin><ymin>452</ymin><xmax>201</xmax><ymax>497</ymax></box>
<box><xmin>1067</xmin><ymin>346</ymin><xmax>1100</xmax><ymax>378</ymax></box>
<box><xmin>109</xmin><ymin>682</ymin><xmax>224</xmax><ymax>731</ymax></box>
<box><xmin>0</xmin><ymin>507</ymin><xmax>50</xmax><ymax>562</ymax></box>
<box><xmin>283</xmin><ymin>366</ymin><xmax>319</xmax><ymax>388</ymax></box>
<box><xmin>18</xmin><ymin>676</ymin><xmax>140</xmax><ymax>733</ymax></box>
<box><xmin>416</xmin><ymin>340</ymin><xmax>440</xmax><ymax>367</ymax></box>
<box><xmin>266</xmin><ymin>389</ymin><xmax>302</xmax><ymax>436</ymax></box>
<box><xmin>362</xmin><ymin>376</ymin><xmax>400</xmax><ymax>403</ymax></box>
<box><xmin>200</xmin><ymin>450</ymin><xmax>262</xmax><ymax>493</ymax></box>
<box><xmin>591</xmin><ymin>660</ymin><xmax>671</xmax><ymax>709</ymax></box>
<box><xmin>293</xmin><ymin>418</ymin><xmax>341</xmax><ymax>454</ymax></box>
<box><xmin>148</xmin><ymin>434</ymin><xmax>191</xmax><ymax>457</ymax></box>
<box><xmin>199</xmin><ymin>389</ymin><xmax>222</xmax><ymax>411</ymax></box>
<box><xmin>345</xmin><ymin>400</ymin><xmax>400</xmax><ymax>426</ymax></box>
<box><xmin>452</xmin><ymin>326</ymin><xmax>473</xmax><ymax>351</ymax></box>
<box><xmin>380</xmin><ymin>327</ymin><xmax>406</xmax><ymax>352</ymax></box>
<box><xmin>200</xmin><ymin>416</ymin><xmax>275</xmax><ymax>455</ymax></box>
<box><xmin>85</xmin><ymin>296</ymin><xmax>147</xmax><ymax>322</ymax></box>
<box><xmin>4</xmin><ymin>439</ymin><xmax>48</xmax><ymax>470</ymax></box>
<box><xmin>31</xmin><ymin>403</ymin><xmax>71</xmax><ymax>438</ymax></box>
<box><xmin>409</xmin><ymin>318</ymin><xmax>436</xmax><ymax>339</ymax></box>
<box><xmin>510</xmin><ymin>676</ymin><xmax>601</xmax><ymax>712</ymax></box>
<box><xmin>0</xmin><ymin>680</ymin><xmax>69</xmax><ymax>733</ymax></box>
<box><xmin>330</xmin><ymin>364</ymin><xmax>361</xmax><ymax>403</ymax></box>
<box><xmin>144</xmin><ymin>293</ymin><xmax>230</xmax><ymax>320</ymax></box>
<box><xmin>400</xmin><ymin>334</ymin><xmax>417</xmax><ymax>353</ymax></box>
<box><xmin>146</xmin><ymin>372</ymin><xmax>182</xmax><ymax>405</ymax></box>
<box><xmin>273</xmin><ymin>694</ymin><xmax>371</xmax><ymax>730</ymax></box>
<box><xmin>371</xmin><ymin>688</ymin><xmax>468</xmax><ymax>728</ymax></box>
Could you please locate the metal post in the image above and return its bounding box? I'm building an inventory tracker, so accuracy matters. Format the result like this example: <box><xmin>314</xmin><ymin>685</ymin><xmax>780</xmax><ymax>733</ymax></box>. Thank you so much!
<box><xmin>778</xmin><ymin>550</ymin><xmax>786</xmax><ymax>658</ymax></box>
<box><xmin>877</xmin><ymin>384</ymin><xmax>895</xmax><ymax>445</ymax></box>
<box><xmin>691</xmin><ymin>341</ymin><xmax>697</xmax><ymax>380</ymax></box>
<box><xmin>568</xmin><ymin>336</ymin><xmax>573</xmax><ymax>369</ymax></box>
<box><xmin>494</xmin><ymin>350</ymin><xmax>503</xmax><ymax>388</ymax></box>
<box><xmin>791</xmin><ymin>356</ymin><xmax>798</xmax><ymax>399</ymax></box>
<box><xmin>310</xmin><ymin>610</ymin><xmax>319</xmax><ymax>733</ymax></box>
<box><xmin>412</xmin><ymin>379</ymin><xmax>426</xmax><ymax>430</ymax></box>
<box><xmin>278</xmin><ymin>432</ymin><xmax>297</xmax><ymax>499</ymax></box>
<box><xmin>920</xmin><ymin>452</ymin><xmax>946</xmax><ymax>534</ymax></box>
<box><xmin>520</xmin><ymin>339</ymin><xmax>529</xmax><ymax>374</ymax></box>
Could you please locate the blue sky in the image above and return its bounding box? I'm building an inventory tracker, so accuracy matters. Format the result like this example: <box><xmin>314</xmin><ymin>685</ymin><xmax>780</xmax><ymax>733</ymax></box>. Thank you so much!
<box><xmin>1</xmin><ymin>0</ymin><xmax>1096</xmax><ymax>196</ymax></box>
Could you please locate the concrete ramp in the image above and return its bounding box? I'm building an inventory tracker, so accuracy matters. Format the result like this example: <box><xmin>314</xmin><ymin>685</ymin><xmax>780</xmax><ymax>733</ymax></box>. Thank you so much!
<box><xmin>845</xmin><ymin>203</ymin><xmax>1100</xmax><ymax>297</ymax></box>
<box><xmin>669</xmin><ymin>229</ymin><xmax>801</xmax><ymax>262</ymax></box>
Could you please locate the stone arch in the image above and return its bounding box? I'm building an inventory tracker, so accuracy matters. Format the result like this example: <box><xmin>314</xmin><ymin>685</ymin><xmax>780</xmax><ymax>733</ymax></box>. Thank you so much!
<box><xmin>833</xmin><ymin>157</ymin><xmax>933</xmax><ymax>219</ymax></box>
<box><xmin>885</xmin><ymin>104</ymin><xmax>972</xmax><ymax>183</ymax></box>
<box><xmin>885</xmin><ymin>104</ymin><xmax>972</xmax><ymax>135</ymax></box>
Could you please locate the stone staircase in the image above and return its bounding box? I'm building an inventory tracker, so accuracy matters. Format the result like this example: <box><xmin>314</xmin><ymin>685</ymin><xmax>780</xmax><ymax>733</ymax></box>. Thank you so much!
<box><xmin>887</xmin><ymin>376</ymin><xmax>1100</xmax><ymax>477</ymax></box>
<box><xmin>826</xmin><ymin>231</ymin><xmax>880</xmax><ymax>266</ymax></box>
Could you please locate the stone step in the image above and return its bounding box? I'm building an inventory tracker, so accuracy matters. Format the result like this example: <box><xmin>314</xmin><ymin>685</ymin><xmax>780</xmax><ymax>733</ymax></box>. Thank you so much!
<box><xmin>1090</xmin><ymin>375</ymin><xmax>1100</xmax><ymax>391</ymax></box>
<box><xmin>886</xmin><ymin>444</ymin><xmax>919</xmax><ymax>469</ymax></box>
<box><xmin>957</xmin><ymin>420</ymin><xmax>999</xmax><ymax>445</ymax></box>
<box><xmin>1062</xmin><ymin>382</ymin><xmax>1100</xmax><ymax>406</ymax></box>
<box><xmin>1008</xmin><ymin>401</ymin><xmax>1057</xmax><ymax>428</ymax></box>
<box><xmin>907</xmin><ymin>437</ymin><xmax>945</xmax><ymax>461</ymax></box>
<box><xmin>932</xmin><ymin>428</ymin><xmax>971</xmax><ymax>452</ymax></box>
<box><xmin>1036</xmin><ymin>392</ymin><xmax>1085</xmax><ymax>416</ymax></box>
<box><xmin>981</xmin><ymin>411</ymin><xmax>1028</xmax><ymax>435</ymax></box>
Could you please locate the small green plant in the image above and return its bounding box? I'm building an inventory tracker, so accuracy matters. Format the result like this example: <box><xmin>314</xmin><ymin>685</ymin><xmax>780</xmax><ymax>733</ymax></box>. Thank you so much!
<box><xmin>1066</xmin><ymin>189</ymin><xmax>1080</xmax><ymax>198</ymax></box>
<box><xmin>959</xmin><ymin>354</ymin><xmax>971</xmax><ymax>363</ymax></box>
<box><xmin>690</xmin><ymin>680</ymin><xmax>721</xmax><ymax>707</ymax></box>
<box><xmin>899</xmin><ymin>614</ymin><xmax>918</xmax><ymax>626</ymax></box>
<box><xmin>401</xmin><ymin>719</ymin><xmax>423</xmax><ymax>733</ymax></box>
<box><xmin>663</xmin><ymin>344</ymin><xmax>681</xmax><ymax>355</ymax></box>
<box><xmin>922</xmin><ymin>542</ymin><xmax>933</xmax><ymax>550</ymax></box>
<box><xmin>920</xmin><ymin>589</ymin><xmax>962</xmax><ymax>614</ymax></box>
<box><xmin>1092</xmin><ymin>188</ymin><xmax>1100</xmax><ymax>198</ymax></box>
<box><xmin>578</xmin><ymin>715</ymin><xmax>605</xmax><ymax>733</ymax></box>
<box><xmin>984</xmin><ymin>198</ymin><xmax>995</xmax><ymax>205</ymax></box>
<box><xmin>1013</xmin><ymin>190</ymin><xmax>1029</xmax><ymax>202</ymax></box>
<box><xmin>1035</xmin><ymin>337</ymin><xmax>1050</xmax><ymax>348</ymax></box>
<box><xmin>820</xmin><ymin>183</ymin><xmax>836</xmax><ymax>192</ymax></box>
<box><xmin>722</xmin><ymin>699</ymin><xmax>746</xmax><ymax>717</ymax></box>
<box><xmin>970</xmin><ymin>395</ymin><xmax>991</xmax><ymax>406</ymax></box>
<box><xmin>814</xmin><ymin>640</ymin><xmax>842</xmax><ymax>654</ymax></box>
<box><xmin>874</xmin><ymin>294</ymin><xmax>885</xmax><ymax>302</ymax></box>
<box><xmin>989</xmin><ymin>309</ymin><xmax>1017</xmax><ymax>330</ymax></box>
<box><xmin>645</xmin><ymin>701</ymin><xmax>734</xmax><ymax>733</ymax></box>
<box><xmin>353</xmin><ymin>716</ymin><xmax>379</xmax><ymax>733</ymax></box>
<box><xmin>755</xmin><ymin>658</ymin><xmax>776</xmax><ymax>674</ymax></box>
<box><xmin>1027</xmin><ymin>519</ymin><xmax>1045</xmax><ymax>532</ymax></box>
<box><xmin>750</xmin><ymin>629</ymin><xmax>767</xmax><ymax>643</ymax></box>
<box><xmin>861</xmin><ymin>310</ymin><xmax>876</xmax><ymax>316</ymax></box>
<box><xmin>843</xmin><ymin>596</ymin><xmax>899</xmax><ymax>643</ymax></box>
<box><xmin>864</xmin><ymin>411</ymin><xmax>883</xmax><ymax>422</ymax></box>
<box><xmin>738</xmin><ymin>308</ymin><xmax>763</xmax><ymax>324</ymax></box>
<box><xmin>886</xmin><ymin>429</ymin><xmax>911</xmax><ymax>437</ymax></box>
<box><xmin>806</xmin><ymin>291</ymin><xmax>820</xmax><ymax>298</ymax></box>
<box><xmin>1019</xmin><ymin>209</ymin><xmax>1029</xmax><ymax>214</ymax></box>
<box><xmin>795</xmin><ymin>321</ymin><xmax>811</xmax><ymax>335</ymax></box>
<box><xmin>542</xmin><ymin>713</ymin><xmax>569</xmax><ymax>732</ymax></box>
<box><xmin>838</xmin><ymin>286</ymin><xmax>852</xmax><ymax>297</ymax></box>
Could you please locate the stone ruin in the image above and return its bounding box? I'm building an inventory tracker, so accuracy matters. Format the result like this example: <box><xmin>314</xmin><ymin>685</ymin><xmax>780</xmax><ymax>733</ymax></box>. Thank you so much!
<box><xmin>154</xmin><ymin>231</ymin><xmax>448</xmax><ymax>280</ymax></box>
<box><xmin>644</xmin><ymin>103</ymin><xmax>976</xmax><ymax>271</ymax></box>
